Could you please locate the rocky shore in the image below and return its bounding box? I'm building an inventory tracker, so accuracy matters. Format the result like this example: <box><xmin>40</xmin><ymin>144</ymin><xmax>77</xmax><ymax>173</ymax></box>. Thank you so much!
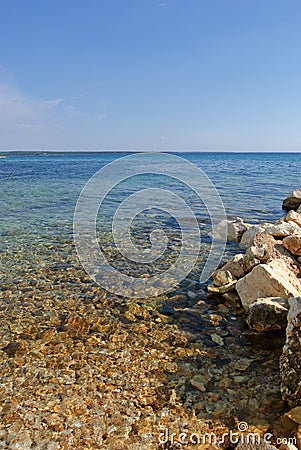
<box><xmin>1</xmin><ymin>189</ymin><xmax>301</xmax><ymax>449</ymax></box>
<box><xmin>208</xmin><ymin>188</ymin><xmax>301</xmax><ymax>449</ymax></box>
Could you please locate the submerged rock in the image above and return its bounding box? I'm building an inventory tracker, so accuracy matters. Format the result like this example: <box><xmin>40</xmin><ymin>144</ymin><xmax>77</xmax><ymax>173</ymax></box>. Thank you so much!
<box><xmin>207</xmin><ymin>270</ymin><xmax>237</xmax><ymax>294</ymax></box>
<box><xmin>207</xmin><ymin>282</ymin><xmax>237</xmax><ymax>295</ymax></box>
<box><xmin>246</xmin><ymin>297</ymin><xmax>288</xmax><ymax>332</ymax></box>
<box><xmin>190</xmin><ymin>375</ymin><xmax>208</xmax><ymax>392</ymax></box>
<box><xmin>212</xmin><ymin>270</ymin><xmax>234</xmax><ymax>287</ymax></box>
<box><xmin>236</xmin><ymin>443</ymin><xmax>278</xmax><ymax>450</ymax></box>
<box><xmin>2</xmin><ymin>340</ymin><xmax>28</xmax><ymax>357</ymax></box>
<box><xmin>280</xmin><ymin>297</ymin><xmax>301</xmax><ymax>407</ymax></box>
<box><xmin>285</xmin><ymin>406</ymin><xmax>301</xmax><ymax>425</ymax></box>
<box><xmin>283</xmin><ymin>188</ymin><xmax>301</xmax><ymax>211</ymax></box>
<box><xmin>62</xmin><ymin>315</ymin><xmax>90</xmax><ymax>338</ymax></box>
<box><xmin>236</xmin><ymin>259</ymin><xmax>301</xmax><ymax>310</ymax></box>
<box><xmin>165</xmin><ymin>294</ymin><xmax>189</xmax><ymax>309</ymax></box>
<box><xmin>227</xmin><ymin>217</ymin><xmax>250</xmax><ymax>242</ymax></box>
<box><xmin>215</xmin><ymin>217</ymin><xmax>250</xmax><ymax>242</ymax></box>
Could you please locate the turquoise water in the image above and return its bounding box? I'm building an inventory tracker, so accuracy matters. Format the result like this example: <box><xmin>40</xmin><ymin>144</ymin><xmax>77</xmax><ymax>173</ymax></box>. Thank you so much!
<box><xmin>0</xmin><ymin>151</ymin><xmax>299</xmax><ymax>434</ymax></box>
<box><xmin>0</xmin><ymin>151</ymin><xmax>300</xmax><ymax>281</ymax></box>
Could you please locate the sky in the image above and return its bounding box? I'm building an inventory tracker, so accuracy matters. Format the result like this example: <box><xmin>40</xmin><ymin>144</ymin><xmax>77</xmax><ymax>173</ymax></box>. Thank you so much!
<box><xmin>1</xmin><ymin>0</ymin><xmax>301</xmax><ymax>152</ymax></box>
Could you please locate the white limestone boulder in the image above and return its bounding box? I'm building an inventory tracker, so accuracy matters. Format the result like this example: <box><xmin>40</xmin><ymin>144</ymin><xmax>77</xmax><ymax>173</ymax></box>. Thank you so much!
<box><xmin>265</xmin><ymin>221</ymin><xmax>300</xmax><ymax>237</ymax></box>
<box><xmin>236</xmin><ymin>259</ymin><xmax>301</xmax><ymax>310</ymax></box>
<box><xmin>285</xmin><ymin>210</ymin><xmax>301</xmax><ymax>228</ymax></box>
<box><xmin>214</xmin><ymin>217</ymin><xmax>250</xmax><ymax>242</ymax></box>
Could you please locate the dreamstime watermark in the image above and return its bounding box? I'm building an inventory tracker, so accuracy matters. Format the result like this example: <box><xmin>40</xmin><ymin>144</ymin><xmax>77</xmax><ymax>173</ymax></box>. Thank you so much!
<box><xmin>73</xmin><ymin>152</ymin><xmax>227</xmax><ymax>298</ymax></box>
<box><xmin>158</xmin><ymin>421</ymin><xmax>297</xmax><ymax>446</ymax></box>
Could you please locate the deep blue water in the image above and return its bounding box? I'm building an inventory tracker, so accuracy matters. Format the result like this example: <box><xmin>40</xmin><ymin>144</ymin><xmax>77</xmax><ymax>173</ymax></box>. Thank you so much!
<box><xmin>1</xmin><ymin>151</ymin><xmax>300</xmax><ymax>226</ymax></box>
<box><xmin>0</xmin><ymin>151</ymin><xmax>300</xmax><ymax>280</ymax></box>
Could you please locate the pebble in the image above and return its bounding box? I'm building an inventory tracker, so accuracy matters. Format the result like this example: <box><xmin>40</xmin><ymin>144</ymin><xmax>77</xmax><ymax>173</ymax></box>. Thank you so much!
<box><xmin>211</xmin><ymin>333</ymin><xmax>224</xmax><ymax>346</ymax></box>
<box><xmin>0</xmin><ymin>228</ymin><xmax>291</xmax><ymax>448</ymax></box>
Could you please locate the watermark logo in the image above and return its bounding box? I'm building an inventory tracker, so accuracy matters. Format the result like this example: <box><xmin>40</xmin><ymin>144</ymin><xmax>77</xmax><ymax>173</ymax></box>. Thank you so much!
<box><xmin>73</xmin><ymin>152</ymin><xmax>227</xmax><ymax>298</ymax></box>
<box><xmin>158</xmin><ymin>422</ymin><xmax>297</xmax><ymax>446</ymax></box>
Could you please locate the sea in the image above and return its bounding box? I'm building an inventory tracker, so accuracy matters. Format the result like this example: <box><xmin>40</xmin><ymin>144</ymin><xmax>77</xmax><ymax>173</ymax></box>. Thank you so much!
<box><xmin>1</xmin><ymin>151</ymin><xmax>300</xmax><ymax>435</ymax></box>
<box><xmin>0</xmin><ymin>151</ymin><xmax>300</xmax><ymax>285</ymax></box>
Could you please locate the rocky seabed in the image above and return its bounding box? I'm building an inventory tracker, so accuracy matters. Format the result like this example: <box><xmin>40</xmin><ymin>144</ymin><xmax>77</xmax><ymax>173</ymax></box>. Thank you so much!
<box><xmin>1</xmin><ymin>189</ymin><xmax>301</xmax><ymax>449</ymax></box>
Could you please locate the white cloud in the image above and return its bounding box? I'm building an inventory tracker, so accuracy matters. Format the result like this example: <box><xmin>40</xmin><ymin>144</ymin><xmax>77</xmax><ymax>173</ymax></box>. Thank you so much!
<box><xmin>63</xmin><ymin>104</ymin><xmax>87</xmax><ymax>118</ymax></box>
<box><xmin>0</xmin><ymin>75</ymin><xmax>108</xmax><ymax>149</ymax></box>
<box><xmin>0</xmin><ymin>81</ymin><xmax>64</xmax><ymax>129</ymax></box>
<box><xmin>0</xmin><ymin>82</ymin><xmax>36</xmax><ymax>122</ymax></box>
<box><xmin>40</xmin><ymin>98</ymin><xmax>63</xmax><ymax>110</ymax></box>
<box><xmin>0</xmin><ymin>80</ymin><xmax>68</xmax><ymax>148</ymax></box>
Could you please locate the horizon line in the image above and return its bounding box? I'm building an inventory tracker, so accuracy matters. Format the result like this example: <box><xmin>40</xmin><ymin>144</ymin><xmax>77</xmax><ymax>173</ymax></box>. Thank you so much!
<box><xmin>1</xmin><ymin>149</ymin><xmax>301</xmax><ymax>154</ymax></box>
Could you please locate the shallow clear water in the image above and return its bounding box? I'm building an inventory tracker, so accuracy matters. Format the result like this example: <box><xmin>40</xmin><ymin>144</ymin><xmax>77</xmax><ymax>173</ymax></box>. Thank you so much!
<box><xmin>1</xmin><ymin>151</ymin><xmax>300</xmax><ymax>280</ymax></box>
<box><xmin>0</xmin><ymin>152</ymin><xmax>299</xmax><ymax>440</ymax></box>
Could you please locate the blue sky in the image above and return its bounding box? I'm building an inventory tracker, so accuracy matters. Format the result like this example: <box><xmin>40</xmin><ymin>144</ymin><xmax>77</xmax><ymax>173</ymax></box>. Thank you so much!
<box><xmin>1</xmin><ymin>0</ymin><xmax>301</xmax><ymax>151</ymax></box>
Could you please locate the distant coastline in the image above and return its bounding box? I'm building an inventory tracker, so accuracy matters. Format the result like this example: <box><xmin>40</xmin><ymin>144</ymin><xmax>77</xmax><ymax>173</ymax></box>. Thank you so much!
<box><xmin>1</xmin><ymin>150</ymin><xmax>301</xmax><ymax>156</ymax></box>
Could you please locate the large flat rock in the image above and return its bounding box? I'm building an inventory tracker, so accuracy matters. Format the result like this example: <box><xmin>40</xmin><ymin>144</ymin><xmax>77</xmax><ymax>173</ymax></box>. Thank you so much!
<box><xmin>236</xmin><ymin>259</ymin><xmax>301</xmax><ymax>310</ymax></box>
<box><xmin>265</xmin><ymin>221</ymin><xmax>300</xmax><ymax>237</ymax></box>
